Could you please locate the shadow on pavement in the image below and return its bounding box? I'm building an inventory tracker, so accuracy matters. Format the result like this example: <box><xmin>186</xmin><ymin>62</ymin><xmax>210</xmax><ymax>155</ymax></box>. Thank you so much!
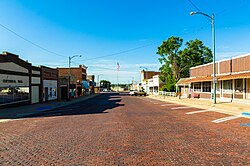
<box><xmin>1</xmin><ymin>93</ymin><xmax>125</xmax><ymax>120</ymax></box>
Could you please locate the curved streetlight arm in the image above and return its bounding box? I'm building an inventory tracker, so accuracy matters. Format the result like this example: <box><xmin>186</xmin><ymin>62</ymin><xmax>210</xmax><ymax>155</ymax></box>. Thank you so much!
<box><xmin>190</xmin><ymin>11</ymin><xmax>213</xmax><ymax>20</ymax></box>
<box><xmin>70</xmin><ymin>54</ymin><xmax>82</xmax><ymax>60</ymax></box>
<box><xmin>139</xmin><ymin>66</ymin><xmax>148</xmax><ymax>71</ymax></box>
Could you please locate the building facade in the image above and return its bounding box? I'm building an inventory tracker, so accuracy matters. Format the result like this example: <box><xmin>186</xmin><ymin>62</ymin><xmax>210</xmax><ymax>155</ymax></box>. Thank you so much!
<box><xmin>31</xmin><ymin>66</ymin><xmax>41</xmax><ymax>104</ymax></box>
<box><xmin>0</xmin><ymin>52</ymin><xmax>32</xmax><ymax>107</ymax></box>
<box><xmin>87</xmin><ymin>75</ymin><xmax>95</xmax><ymax>94</ymax></box>
<box><xmin>40</xmin><ymin>66</ymin><xmax>58</xmax><ymax>102</ymax></box>
<box><xmin>176</xmin><ymin>53</ymin><xmax>250</xmax><ymax>101</ymax></box>
<box><xmin>140</xmin><ymin>70</ymin><xmax>160</xmax><ymax>93</ymax></box>
<box><xmin>147</xmin><ymin>75</ymin><xmax>164</xmax><ymax>94</ymax></box>
<box><xmin>58</xmin><ymin>65</ymin><xmax>88</xmax><ymax>98</ymax></box>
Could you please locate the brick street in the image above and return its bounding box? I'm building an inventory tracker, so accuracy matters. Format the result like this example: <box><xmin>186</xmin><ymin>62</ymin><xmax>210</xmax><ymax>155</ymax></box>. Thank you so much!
<box><xmin>0</xmin><ymin>93</ymin><xmax>249</xmax><ymax>165</ymax></box>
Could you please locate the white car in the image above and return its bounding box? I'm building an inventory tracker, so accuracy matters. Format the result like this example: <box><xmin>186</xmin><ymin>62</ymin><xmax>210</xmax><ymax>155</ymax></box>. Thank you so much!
<box><xmin>129</xmin><ymin>90</ymin><xmax>138</xmax><ymax>96</ymax></box>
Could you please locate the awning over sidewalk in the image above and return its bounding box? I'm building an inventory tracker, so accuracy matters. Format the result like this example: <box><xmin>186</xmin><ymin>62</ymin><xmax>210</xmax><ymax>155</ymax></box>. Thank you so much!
<box><xmin>218</xmin><ymin>72</ymin><xmax>250</xmax><ymax>80</ymax></box>
<box><xmin>176</xmin><ymin>78</ymin><xmax>192</xmax><ymax>85</ymax></box>
<box><xmin>177</xmin><ymin>72</ymin><xmax>250</xmax><ymax>85</ymax></box>
<box><xmin>82</xmin><ymin>81</ymin><xmax>89</xmax><ymax>89</ymax></box>
<box><xmin>176</xmin><ymin>76</ymin><xmax>214</xmax><ymax>85</ymax></box>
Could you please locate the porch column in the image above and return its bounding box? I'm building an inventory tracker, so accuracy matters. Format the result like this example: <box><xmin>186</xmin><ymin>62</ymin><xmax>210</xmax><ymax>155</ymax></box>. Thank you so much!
<box><xmin>221</xmin><ymin>80</ymin><xmax>223</xmax><ymax>98</ymax></box>
<box><xmin>232</xmin><ymin>79</ymin><xmax>235</xmax><ymax>100</ymax></box>
<box><xmin>211</xmin><ymin>81</ymin><xmax>213</xmax><ymax>98</ymax></box>
<box><xmin>243</xmin><ymin>78</ymin><xmax>246</xmax><ymax>99</ymax></box>
<box><xmin>184</xmin><ymin>85</ymin><xmax>186</xmax><ymax>96</ymax></box>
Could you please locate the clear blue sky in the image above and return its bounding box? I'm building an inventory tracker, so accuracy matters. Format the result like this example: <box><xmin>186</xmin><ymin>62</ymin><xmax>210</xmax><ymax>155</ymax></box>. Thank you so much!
<box><xmin>1</xmin><ymin>0</ymin><xmax>250</xmax><ymax>83</ymax></box>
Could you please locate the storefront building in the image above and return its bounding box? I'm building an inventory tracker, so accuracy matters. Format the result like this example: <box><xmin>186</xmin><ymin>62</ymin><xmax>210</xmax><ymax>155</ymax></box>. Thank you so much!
<box><xmin>140</xmin><ymin>70</ymin><xmax>160</xmax><ymax>93</ymax></box>
<box><xmin>31</xmin><ymin>66</ymin><xmax>41</xmax><ymax>104</ymax></box>
<box><xmin>148</xmin><ymin>75</ymin><xmax>164</xmax><ymax>95</ymax></box>
<box><xmin>176</xmin><ymin>53</ymin><xmax>250</xmax><ymax>101</ymax></box>
<box><xmin>40</xmin><ymin>66</ymin><xmax>58</xmax><ymax>102</ymax></box>
<box><xmin>0</xmin><ymin>52</ymin><xmax>32</xmax><ymax>107</ymax></box>
<box><xmin>87</xmin><ymin>75</ymin><xmax>95</xmax><ymax>94</ymax></box>
<box><xmin>58</xmin><ymin>65</ymin><xmax>88</xmax><ymax>98</ymax></box>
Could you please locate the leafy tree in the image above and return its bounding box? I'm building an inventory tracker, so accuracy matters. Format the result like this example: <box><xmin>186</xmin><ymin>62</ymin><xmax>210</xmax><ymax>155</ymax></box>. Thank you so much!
<box><xmin>157</xmin><ymin>36</ymin><xmax>212</xmax><ymax>91</ymax></box>
<box><xmin>100</xmin><ymin>80</ymin><xmax>111</xmax><ymax>90</ymax></box>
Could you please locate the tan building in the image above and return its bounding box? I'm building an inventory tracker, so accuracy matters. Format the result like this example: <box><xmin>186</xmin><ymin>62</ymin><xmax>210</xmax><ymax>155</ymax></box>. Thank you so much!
<box><xmin>0</xmin><ymin>52</ymin><xmax>41</xmax><ymax>107</ymax></box>
<box><xmin>177</xmin><ymin>53</ymin><xmax>250</xmax><ymax>101</ymax></box>
<box><xmin>147</xmin><ymin>75</ymin><xmax>164</xmax><ymax>94</ymax></box>
<box><xmin>140</xmin><ymin>70</ymin><xmax>160</xmax><ymax>93</ymax></box>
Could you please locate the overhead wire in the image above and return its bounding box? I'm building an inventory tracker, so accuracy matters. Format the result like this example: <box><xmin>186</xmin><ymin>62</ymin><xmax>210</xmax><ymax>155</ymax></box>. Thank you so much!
<box><xmin>0</xmin><ymin>23</ymin><xmax>67</xmax><ymax>58</ymax></box>
<box><xmin>81</xmin><ymin>41</ymin><xmax>160</xmax><ymax>62</ymax></box>
<box><xmin>187</xmin><ymin>0</ymin><xmax>201</xmax><ymax>12</ymax></box>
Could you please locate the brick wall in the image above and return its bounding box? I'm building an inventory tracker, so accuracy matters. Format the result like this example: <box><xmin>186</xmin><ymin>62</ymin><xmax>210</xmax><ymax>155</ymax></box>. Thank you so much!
<box><xmin>58</xmin><ymin>67</ymin><xmax>87</xmax><ymax>84</ymax></box>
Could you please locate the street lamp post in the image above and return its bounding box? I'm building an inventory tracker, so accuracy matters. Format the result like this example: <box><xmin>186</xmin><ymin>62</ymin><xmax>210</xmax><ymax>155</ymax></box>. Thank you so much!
<box><xmin>140</xmin><ymin>66</ymin><xmax>148</xmax><ymax>93</ymax></box>
<box><xmin>68</xmin><ymin>55</ymin><xmax>82</xmax><ymax>100</ymax></box>
<box><xmin>190</xmin><ymin>11</ymin><xmax>216</xmax><ymax>104</ymax></box>
<box><xmin>97</xmin><ymin>74</ymin><xmax>103</xmax><ymax>92</ymax></box>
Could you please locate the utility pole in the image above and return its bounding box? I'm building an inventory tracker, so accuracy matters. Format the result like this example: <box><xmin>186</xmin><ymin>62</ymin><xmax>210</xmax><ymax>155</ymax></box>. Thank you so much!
<box><xmin>68</xmin><ymin>55</ymin><xmax>82</xmax><ymax>100</ymax></box>
<box><xmin>190</xmin><ymin>12</ymin><xmax>216</xmax><ymax>104</ymax></box>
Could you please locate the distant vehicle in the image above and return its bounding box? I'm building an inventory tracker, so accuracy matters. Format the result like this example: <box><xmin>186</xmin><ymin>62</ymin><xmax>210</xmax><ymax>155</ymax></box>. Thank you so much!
<box><xmin>134</xmin><ymin>90</ymin><xmax>147</xmax><ymax>96</ymax></box>
<box><xmin>129</xmin><ymin>90</ymin><xmax>137</xmax><ymax>96</ymax></box>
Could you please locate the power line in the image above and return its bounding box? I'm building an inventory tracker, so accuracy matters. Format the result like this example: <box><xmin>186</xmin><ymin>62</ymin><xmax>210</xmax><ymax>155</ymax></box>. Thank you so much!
<box><xmin>82</xmin><ymin>41</ymin><xmax>160</xmax><ymax>62</ymax></box>
<box><xmin>0</xmin><ymin>22</ymin><xmax>159</xmax><ymax>61</ymax></box>
<box><xmin>0</xmin><ymin>23</ymin><xmax>67</xmax><ymax>58</ymax></box>
<box><xmin>187</xmin><ymin>0</ymin><xmax>201</xmax><ymax>12</ymax></box>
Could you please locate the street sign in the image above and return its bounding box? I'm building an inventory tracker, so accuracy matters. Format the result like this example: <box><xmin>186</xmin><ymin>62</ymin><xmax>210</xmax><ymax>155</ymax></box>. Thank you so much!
<box><xmin>212</xmin><ymin>77</ymin><xmax>218</xmax><ymax>83</ymax></box>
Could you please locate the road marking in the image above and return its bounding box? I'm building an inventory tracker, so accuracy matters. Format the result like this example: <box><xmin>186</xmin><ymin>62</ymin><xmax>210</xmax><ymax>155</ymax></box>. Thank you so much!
<box><xmin>212</xmin><ymin>115</ymin><xmax>242</xmax><ymax>123</ymax></box>
<box><xmin>171</xmin><ymin>107</ymin><xmax>191</xmax><ymax>110</ymax></box>
<box><xmin>0</xmin><ymin>119</ymin><xmax>22</xmax><ymax>123</ymax></box>
<box><xmin>161</xmin><ymin>104</ymin><xmax>176</xmax><ymax>106</ymax></box>
<box><xmin>186</xmin><ymin>110</ymin><xmax>212</xmax><ymax>115</ymax></box>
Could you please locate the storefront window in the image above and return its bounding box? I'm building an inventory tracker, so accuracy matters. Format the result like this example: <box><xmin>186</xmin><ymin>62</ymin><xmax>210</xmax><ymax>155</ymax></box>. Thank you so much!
<box><xmin>223</xmin><ymin>80</ymin><xmax>232</xmax><ymax>93</ymax></box>
<box><xmin>235</xmin><ymin>79</ymin><xmax>243</xmax><ymax>93</ymax></box>
<box><xmin>49</xmin><ymin>88</ymin><xmax>53</xmax><ymax>97</ymax></box>
<box><xmin>202</xmin><ymin>82</ymin><xmax>211</xmax><ymax>92</ymax></box>
<box><xmin>0</xmin><ymin>87</ymin><xmax>29</xmax><ymax>105</ymax></box>
<box><xmin>194</xmin><ymin>82</ymin><xmax>201</xmax><ymax>92</ymax></box>
<box><xmin>54</xmin><ymin>88</ymin><xmax>57</xmax><ymax>96</ymax></box>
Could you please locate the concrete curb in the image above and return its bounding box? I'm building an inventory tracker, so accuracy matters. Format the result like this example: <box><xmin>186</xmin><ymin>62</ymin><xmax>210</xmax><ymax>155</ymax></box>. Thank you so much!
<box><xmin>147</xmin><ymin>95</ymin><xmax>250</xmax><ymax>119</ymax></box>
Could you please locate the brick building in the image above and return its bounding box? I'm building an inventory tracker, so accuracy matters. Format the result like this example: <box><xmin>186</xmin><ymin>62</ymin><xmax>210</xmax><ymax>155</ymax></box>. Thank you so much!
<box><xmin>57</xmin><ymin>65</ymin><xmax>88</xmax><ymax>98</ymax></box>
<box><xmin>176</xmin><ymin>53</ymin><xmax>250</xmax><ymax>101</ymax></box>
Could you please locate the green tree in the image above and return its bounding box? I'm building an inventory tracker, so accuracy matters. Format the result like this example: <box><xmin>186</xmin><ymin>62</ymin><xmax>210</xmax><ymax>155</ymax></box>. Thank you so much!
<box><xmin>157</xmin><ymin>36</ymin><xmax>212</xmax><ymax>91</ymax></box>
<box><xmin>100</xmin><ymin>80</ymin><xmax>111</xmax><ymax>90</ymax></box>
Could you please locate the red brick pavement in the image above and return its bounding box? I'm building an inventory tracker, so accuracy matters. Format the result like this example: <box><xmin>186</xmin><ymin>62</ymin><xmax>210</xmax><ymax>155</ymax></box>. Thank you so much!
<box><xmin>0</xmin><ymin>93</ymin><xmax>249</xmax><ymax>165</ymax></box>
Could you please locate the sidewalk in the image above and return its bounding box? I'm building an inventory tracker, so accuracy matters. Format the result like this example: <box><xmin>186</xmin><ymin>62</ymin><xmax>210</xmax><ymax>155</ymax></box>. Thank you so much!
<box><xmin>0</xmin><ymin>93</ymin><xmax>100</xmax><ymax>120</ymax></box>
<box><xmin>148</xmin><ymin>95</ymin><xmax>250</xmax><ymax>118</ymax></box>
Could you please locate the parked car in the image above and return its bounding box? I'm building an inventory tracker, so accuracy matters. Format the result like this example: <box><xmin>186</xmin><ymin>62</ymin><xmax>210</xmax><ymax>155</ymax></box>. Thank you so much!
<box><xmin>134</xmin><ymin>90</ymin><xmax>147</xmax><ymax>96</ymax></box>
<box><xmin>129</xmin><ymin>90</ymin><xmax>138</xmax><ymax>96</ymax></box>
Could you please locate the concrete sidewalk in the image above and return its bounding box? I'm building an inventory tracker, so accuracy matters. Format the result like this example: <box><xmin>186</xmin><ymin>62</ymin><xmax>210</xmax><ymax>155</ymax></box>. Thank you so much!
<box><xmin>148</xmin><ymin>95</ymin><xmax>250</xmax><ymax>118</ymax></box>
<box><xmin>0</xmin><ymin>93</ymin><xmax>100</xmax><ymax>120</ymax></box>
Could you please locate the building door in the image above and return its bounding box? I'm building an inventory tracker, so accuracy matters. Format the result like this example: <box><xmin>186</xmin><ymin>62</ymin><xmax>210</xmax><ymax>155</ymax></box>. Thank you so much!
<box><xmin>31</xmin><ymin>86</ymin><xmax>39</xmax><ymax>104</ymax></box>
<box><xmin>247</xmin><ymin>79</ymin><xmax>250</xmax><ymax>99</ymax></box>
<box><xmin>60</xmin><ymin>87</ymin><xmax>68</xmax><ymax>100</ymax></box>
<box><xmin>45</xmin><ymin>87</ymin><xmax>49</xmax><ymax>102</ymax></box>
